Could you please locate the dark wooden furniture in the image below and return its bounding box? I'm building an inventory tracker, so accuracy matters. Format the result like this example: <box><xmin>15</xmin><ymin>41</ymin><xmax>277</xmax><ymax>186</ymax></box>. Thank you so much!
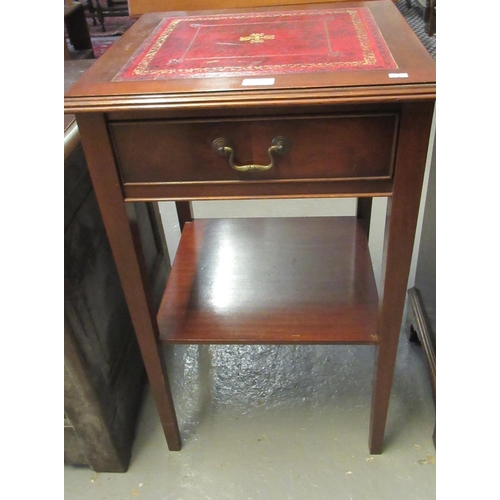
<box><xmin>85</xmin><ymin>0</ymin><xmax>129</xmax><ymax>32</ymax></box>
<box><xmin>64</xmin><ymin>60</ymin><xmax>171</xmax><ymax>472</ymax></box>
<box><xmin>406</xmin><ymin>0</ymin><xmax>436</xmax><ymax>36</ymax></box>
<box><xmin>64</xmin><ymin>2</ymin><xmax>94</xmax><ymax>58</ymax></box>
<box><xmin>65</xmin><ymin>1</ymin><xmax>436</xmax><ymax>454</ymax></box>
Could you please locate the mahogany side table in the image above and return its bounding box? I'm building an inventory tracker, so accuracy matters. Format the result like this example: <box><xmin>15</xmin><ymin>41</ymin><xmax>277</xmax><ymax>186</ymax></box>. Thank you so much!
<box><xmin>64</xmin><ymin>0</ymin><xmax>436</xmax><ymax>454</ymax></box>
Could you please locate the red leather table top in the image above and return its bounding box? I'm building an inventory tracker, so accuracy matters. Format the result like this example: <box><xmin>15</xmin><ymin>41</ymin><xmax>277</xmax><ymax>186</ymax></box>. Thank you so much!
<box><xmin>114</xmin><ymin>7</ymin><xmax>397</xmax><ymax>81</ymax></box>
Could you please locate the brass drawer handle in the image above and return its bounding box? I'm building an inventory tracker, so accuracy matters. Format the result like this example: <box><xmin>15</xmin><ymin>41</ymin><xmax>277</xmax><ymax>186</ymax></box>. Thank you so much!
<box><xmin>212</xmin><ymin>136</ymin><xmax>292</xmax><ymax>172</ymax></box>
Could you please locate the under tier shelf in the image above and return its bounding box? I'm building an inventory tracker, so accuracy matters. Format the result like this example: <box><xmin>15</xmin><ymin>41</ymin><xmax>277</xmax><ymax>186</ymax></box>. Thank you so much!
<box><xmin>157</xmin><ymin>217</ymin><xmax>379</xmax><ymax>345</ymax></box>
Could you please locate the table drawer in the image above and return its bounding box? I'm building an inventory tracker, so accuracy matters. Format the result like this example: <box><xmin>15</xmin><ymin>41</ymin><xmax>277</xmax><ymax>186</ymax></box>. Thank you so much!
<box><xmin>110</xmin><ymin>113</ymin><xmax>398</xmax><ymax>186</ymax></box>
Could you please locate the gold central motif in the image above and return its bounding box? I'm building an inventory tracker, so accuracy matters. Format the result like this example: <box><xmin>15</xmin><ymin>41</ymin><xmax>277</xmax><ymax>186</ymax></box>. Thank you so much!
<box><xmin>239</xmin><ymin>33</ymin><xmax>275</xmax><ymax>44</ymax></box>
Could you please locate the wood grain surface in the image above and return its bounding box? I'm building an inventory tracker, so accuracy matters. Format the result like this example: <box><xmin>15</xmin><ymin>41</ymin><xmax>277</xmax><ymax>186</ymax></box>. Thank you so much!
<box><xmin>158</xmin><ymin>217</ymin><xmax>379</xmax><ymax>344</ymax></box>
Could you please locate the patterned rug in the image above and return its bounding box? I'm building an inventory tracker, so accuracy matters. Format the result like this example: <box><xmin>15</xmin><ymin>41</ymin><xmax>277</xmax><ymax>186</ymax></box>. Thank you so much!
<box><xmin>90</xmin><ymin>2</ymin><xmax>436</xmax><ymax>60</ymax></box>
<box><xmin>92</xmin><ymin>37</ymin><xmax>119</xmax><ymax>57</ymax></box>
<box><xmin>87</xmin><ymin>15</ymin><xmax>136</xmax><ymax>37</ymax></box>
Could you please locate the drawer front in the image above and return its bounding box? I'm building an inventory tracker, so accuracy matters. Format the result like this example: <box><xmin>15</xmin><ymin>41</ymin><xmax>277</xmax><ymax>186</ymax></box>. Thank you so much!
<box><xmin>110</xmin><ymin>113</ymin><xmax>398</xmax><ymax>186</ymax></box>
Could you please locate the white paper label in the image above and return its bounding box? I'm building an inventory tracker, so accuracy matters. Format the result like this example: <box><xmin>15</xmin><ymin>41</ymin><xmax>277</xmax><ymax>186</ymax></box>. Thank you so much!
<box><xmin>388</xmin><ymin>73</ymin><xmax>409</xmax><ymax>78</ymax></box>
<box><xmin>242</xmin><ymin>78</ymin><xmax>276</xmax><ymax>86</ymax></box>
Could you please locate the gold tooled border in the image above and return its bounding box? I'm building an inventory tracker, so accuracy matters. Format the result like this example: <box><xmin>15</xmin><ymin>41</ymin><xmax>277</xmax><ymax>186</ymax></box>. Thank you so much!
<box><xmin>129</xmin><ymin>9</ymin><xmax>388</xmax><ymax>78</ymax></box>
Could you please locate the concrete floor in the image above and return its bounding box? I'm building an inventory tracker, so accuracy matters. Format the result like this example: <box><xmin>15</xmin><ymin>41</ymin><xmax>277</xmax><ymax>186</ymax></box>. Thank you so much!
<box><xmin>64</xmin><ymin>309</ymin><xmax>436</xmax><ymax>500</ymax></box>
<box><xmin>65</xmin><ymin>199</ymin><xmax>435</xmax><ymax>499</ymax></box>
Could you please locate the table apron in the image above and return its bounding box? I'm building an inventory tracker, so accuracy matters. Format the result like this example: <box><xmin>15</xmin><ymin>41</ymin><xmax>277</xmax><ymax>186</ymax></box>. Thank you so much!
<box><xmin>121</xmin><ymin>179</ymin><xmax>393</xmax><ymax>201</ymax></box>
